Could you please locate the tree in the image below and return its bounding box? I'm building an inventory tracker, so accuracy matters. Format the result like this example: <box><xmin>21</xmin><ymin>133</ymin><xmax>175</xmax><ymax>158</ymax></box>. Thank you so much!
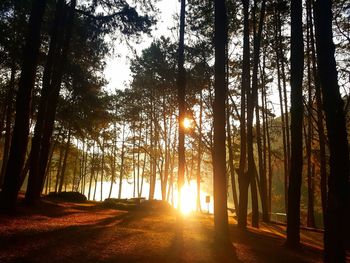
<box><xmin>25</xmin><ymin>0</ymin><xmax>155</xmax><ymax>205</ymax></box>
<box><xmin>252</xmin><ymin>0</ymin><xmax>268</xmax><ymax>223</ymax></box>
<box><xmin>305</xmin><ymin>0</ymin><xmax>327</xmax><ymax>224</ymax></box>
<box><xmin>273</xmin><ymin>2</ymin><xmax>291</xmax><ymax>212</ymax></box>
<box><xmin>246</xmin><ymin>0</ymin><xmax>267</xmax><ymax>228</ymax></box>
<box><xmin>286</xmin><ymin>0</ymin><xmax>304</xmax><ymax>248</ymax></box>
<box><xmin>25</xmin><ymin>0</ymin><xmax>74</xmax><ymax>205</ymax></box>
<box><xmin>0</xmin><ymin>0</ymin><xmax>47</xmax><ymax>212</ymax></box>
<box><xmin>130</xmin><ymin>37</ymin><xmax>178</xmax><ymax>202</ymax></box>
<box><xmin>313</xmin><ymin>0</ymin><xmax>350</xmax><ymax>261</ymax></box>
<box><xmin>0</xmin><ymin>0</ymin><xmax>29</xmax><ymax>188</ymax></box>
<box><xmin>237</xmin><ymin>0</ymin><xmax>250</xmax><ymax>229</ymax></box>
<box><xmin>177</xmin><ymin>0</ymin><xmax>186</xmax><ymax>213</ymax></box>
<box><xmin>213</xmin><ymin>0</ymin><xmax>229</xmax><ymax>243</ymax></box>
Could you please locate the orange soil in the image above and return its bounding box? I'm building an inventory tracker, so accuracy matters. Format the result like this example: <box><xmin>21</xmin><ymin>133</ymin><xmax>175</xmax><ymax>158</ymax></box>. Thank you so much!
<box><xmin>0</xmin><ymin>200</ymin><xmax>325</xmax><ymax>263</ymax></box>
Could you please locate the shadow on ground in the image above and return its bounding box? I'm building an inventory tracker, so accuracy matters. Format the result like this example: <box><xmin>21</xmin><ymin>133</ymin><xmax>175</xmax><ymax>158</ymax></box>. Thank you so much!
<box><xmin>0</xmin><ymin>201</ymin><xmax>323</xmax><ymax>263</ymax></box>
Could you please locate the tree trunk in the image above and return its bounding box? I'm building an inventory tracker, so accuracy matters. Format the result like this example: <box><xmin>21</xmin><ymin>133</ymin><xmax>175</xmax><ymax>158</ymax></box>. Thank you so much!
<box><xmin>305</xmin><ymin>20</ymin><xmax>315</xmax><ymax>228</ymax></box>
<box><xmin>19</xmin><ymin>153</ymin><xmax>31</xmax><ymax>192</ymax></box>
<box><xmin>58</xmin><ymin>127</ymin><xmax>71</xmax><ymax>193</ymax></box>
<box><xmin>148</xmin><ymin>112</ymin><xmax>155</xmax><ymax>200</ymax></box>
<box><xmin>137</xmin><ymin>119</ymin><xmax>142</xmax><ymax>197</ymax></box>
<box><xmin>259</xmin><ymin>46</ymin><xmax>270</xmax><ymax>221</ymax></box>
<box><xmin>263</xmin><ymin>84</ymin><xmax>273</xmax><ymax>214</ymax></box>
<box><xmin>161</xmin><ymin>98</ymin><xmax>169</xmax><ymax>201</ymax></box>
<box><xmin>213</xmin><ymin>0</ymin><xmax>229</xmax><ymax>243</ymax></box>
<box><xmin>139</xmin><ymin>152</ymin><xmax>147</xmax><ymax>198</ymax></box>
<box><xmin>118</xmin><ymin>125</ymin><xmax>126</xmax><ymax>199</ymax></box>
<box><xmin>307</xmin><ymin>163</ymin><xmax>315</xmax><ymax>228</ymax></box>
<box><xmin>177</xmin><ymin>0</ymin><xmax>186</xmax><ymax>213</ymax></box>
<box><xmin>226</xmin><ymin>100</ymin><xmax>239</xmax><ymax>214</ymax></box>
<box><xmin>72</xmin><ymin>154</ymin><xmax>78</xmax><ymax>192</ymax></box>
<box><xmin>0</xmin><ymin>66</ymin><xmax>16</xmax><ymax>188</ymax></box>
<box><xmin>306</xmin><ymin>0</ymin><xmax>327</xmax><ymax>225</ymax></box>
<box><xmin>278</xmin><ymin>8</ymin><xmax>291</xmax><ymax>180</ymax></box>
<box><xmin>150</xmin><ymin>126</ymin><xmax>158</xmax><ymax>200</ymax></box>
<box><xmin>132</xmin><ymin>127</ymin><xmax>136</xmax><ymax>198</ymax></box>
<box><xmin>44</xmin><ymin>170</ymin><xmax>50</xmax><ymax>195</ymax></box>
<box><xmin>314</xmin><ymin>1</ymin><xmax>350</xmax><ymax>261</ymax></box>
<box><xmin>25</xmin><ymin>0</ymin><xmax>76</xmax><ymax>204</ymax></box>
<box><xmin>100</xmin><ymin>137</ymin><xmax>105</xmax><ymax>201</ymax></box>
<box><xmin>237</xmin><ymin>0</ymin><xmax>250</xmax><ymax>229</ymax></box>
<box><xmin>256</xmin><ymin>104</ymin><xmax>268</xmax><ymax>222</ymax></box>
<box><xmin>196</xmin><ymin>91</ymin><xmax>203</xmax><ymax>212</ymax></box>
<box><xmin>247</xmin><ymin>0</ymin><xmax>267</xmax><ymax>228</ymax></box>
<box><xmin>0</xmin><ymin>0</ymin><xmax>47</xmax><ymax>212</ymax></box>
<box><xmin>80</xmin><ymin>139</ymin><xmax>86</xmax><ymax>195</ymax></box>
<box><xmin>47</xmin><ymin>171</ymin><xmax>52</xmax><ymax>194</ymax></box>
<box><xmin>88</xmin><ymin>145</ymin><xmax>95</xmax><ymax>200</ymax></box>
<box><xmin>260</xmin><ymin>43</ymin><xmax>268</xmax><ymax>217</ymax></box>
<box><xmin>55</xmin><ymin>145</ymin><xmax>64</xmax><ymax>193</ymax></box>
<box><xmin>26</xmin><ymin>0</ymin><xmax>65</xmax><ymax>203</ymax></box>
<box><xmin>138</xmin><ymin>130</ymin><xmax>148</xmax><ymax>198</ymax></box>
<box><xmin>108</xmin><ymin>123</ymin><xmax>117</xmax><ymax>198</ymax></box>
<box><xmin>274</xmin><ymin>9</ymin><xmax>289</xmax><ymax>212</ymax></box>
<box><xmin>93</xmin><ymin>170</ymin><xmax>98</xmax><ymax>201</ymax></box>
<box><xmin>286</xmin><ymin>0</ymin><xmax>304</xmax><ymax>248</ymax></box>
<box><xmin>43</xmin><ymin>135</ymin><xmax>59</xmax><ymax>192</ymax></box>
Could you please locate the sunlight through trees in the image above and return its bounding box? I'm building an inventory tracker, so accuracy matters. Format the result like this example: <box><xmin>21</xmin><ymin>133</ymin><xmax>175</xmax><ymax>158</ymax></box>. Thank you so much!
<box><xmin>0</xmin><ymin>0</ymin><xmax>349</xmax><ymax>261</ymax></box>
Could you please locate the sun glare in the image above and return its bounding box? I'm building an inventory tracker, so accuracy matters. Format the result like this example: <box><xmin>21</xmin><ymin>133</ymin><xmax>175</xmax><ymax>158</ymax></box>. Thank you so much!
<box><xmin>179</xmin><ymin>183</ymin><xmax>196</xmax><ymax>215</ymax></box>
<box><xmin>96</xmin><ymin>180</ymin><xmax>213</xmax><ymax>215</ymax></box>
<box><xmin>183</xmin><ymin>117</ymin><xmax>192</xmax><ymax>129</ymax></box>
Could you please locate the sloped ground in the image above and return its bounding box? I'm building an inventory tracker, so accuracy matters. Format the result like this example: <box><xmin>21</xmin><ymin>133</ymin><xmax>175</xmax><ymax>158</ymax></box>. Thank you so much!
<box><xmin>0</xmin><ymin>200</ymin><xmax>324</xmax><ymax>262</ymax></box>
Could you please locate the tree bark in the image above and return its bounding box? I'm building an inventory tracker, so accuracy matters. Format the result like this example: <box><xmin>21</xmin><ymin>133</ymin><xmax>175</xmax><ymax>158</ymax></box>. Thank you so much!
<box><xmin>213</xmin><ymin>0</ymin><xmax>229</xmax><ymax>243</ymax></box>
<box><xmin>314</xmin><ymin>0</ymin><xmax>350</xmax><ymax>261</ymax></box>
<box><xmin>305</xmin><ymin>19</ymin><xmax>316</xmax><ymax>228</ymax></box>
<box><xmin>177</xmin><ymin>0</ymin><xmax>186</xmax><ymax>213</ymax></box>
<box><xmin>25</xmin><ymin>0</ymin><xmax>76</xmax><ymax>204</ymax></box>
<box><xmin>274</xmin><ymin>8</ymin><xmax>288</xmax><ymax>212</ymax></box>
<box><xmin>26</xmin><ymin>0</ymin><xmax>65</xmax><ymax>201</ymax></box>
<box><xmin>196</xmin><ymin>91</ymin><xmax>203</xmax><ymax>212</ymax></box>
<box><xmin>237</xmin><ymin>0</ymin><xmax>250</xmax><ymax>229</ymax></box>
<box><xmin>88</xmin><ymin>144</ymin><xmax>95</xmax><ymax>200</ymax></box>
<box><xmin>227</xmin><ymin>109</ymin><xmax>239</xmax><ymax>214</ymax></box>
<box><xmin>58</xmin><ymin>127</ymin><xmax>71</xmax><ymax>193</ymax></box>
<box><xmin>0</xmin><ymin>66</ymin><xmax>16</xmax><ymax>188</ymax></box>
<box><xmin>100</xmin><ymin>137</ymin><xmax>105</xmax><ymax>201</ymax></box>
<box><xmin>286</xmin><ymin>0</ymin><xmax>304</xmax><ymax>248</ymax></box>
<box><xmin>306</xmin><ymin>0</ymin><xmax>327</xmax><ymax>225</ymax></box>
<box><xmin>0</xmin><ymin>0</ymin><xmax>47</xmax><ymax>212</ymax></box>
<box><xmin>118</xmin><ymin>124</ymin><xmax>126</xmax><ymax>199</ymax></box>
<box><xmin>262</xmin><ymin>84</ymin><xmax>273</xmax><ymax>215</ymax></box>
<box><xmin>248</xmin><ymin>0</ymin><xmax>267</xmax><ymax>228</ymax></box>
<box><xmin>72</xmin><ymin>154</ymin><xmax>78</xmax><ymax>192</ymax></box>
<box><xmin>55</xmin><ymin>144</ymin><xmax>64</xmax><ymax>193</ymax></box>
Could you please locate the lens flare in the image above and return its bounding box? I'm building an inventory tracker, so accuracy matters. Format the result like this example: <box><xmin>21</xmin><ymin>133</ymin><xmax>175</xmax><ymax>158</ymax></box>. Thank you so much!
<box><xmin>178</xmin><ymin>183</ymin><xmax>196</xmax><ymax>215</ymax></box>
<box><xmin>183</xmin><ymin>117</ymin><xmax>192</xmax><ymax>129</ymax></box>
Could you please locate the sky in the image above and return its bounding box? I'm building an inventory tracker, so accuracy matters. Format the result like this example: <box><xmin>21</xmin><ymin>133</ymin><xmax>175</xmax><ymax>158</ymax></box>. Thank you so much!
<box><xmin>104</xmin><ymin>0</ymin><xmax>180</xmax><ymax>92</ymax></box>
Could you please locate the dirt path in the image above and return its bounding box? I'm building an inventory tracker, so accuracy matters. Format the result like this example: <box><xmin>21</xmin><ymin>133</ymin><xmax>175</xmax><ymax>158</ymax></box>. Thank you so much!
<box><xmin>0</xmin><ymin>201</ymin><xmax>323</xmax><ymax>262</ymax></box>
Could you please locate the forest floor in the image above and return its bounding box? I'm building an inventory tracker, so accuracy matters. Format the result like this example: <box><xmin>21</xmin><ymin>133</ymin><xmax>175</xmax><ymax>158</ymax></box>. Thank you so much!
<box><xmin>0</xmin><ymin>198</ymin><xmax>335</xmax><ymax>263</ymax></box>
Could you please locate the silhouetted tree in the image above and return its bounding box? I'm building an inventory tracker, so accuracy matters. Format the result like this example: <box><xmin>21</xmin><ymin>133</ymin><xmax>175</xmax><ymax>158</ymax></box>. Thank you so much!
<box><xmin>177</xmin><ymin>0</ymin><xmax>186</xmax><ymax>213</ymax></box>
<box><xmin>237</xmin><ymin>0</ymin><xmax>250</xmax><ymax>229</ymax></box>
<box><xmin>26</xmin><ymin>0</ymin><xmax>72</xmax><ymax>205</ymax></box>
<box><xmin>213</xmin><ymin>0</ymin><xmax>229</xmax><ymax>243</ymax></box>
<box><xmin>313</xmin><ymin>0</ymin><xmax>350</xmax><ymax>261</ymax></box>
<box><xmin>286</xmin><ymin>0</ymin><xmax>304</xmax><ymax>248</ymax></box>
<box><xmin>0</xmin><ymin>0</ymin><xmax>47</xmax><ymax>212</ymax></box>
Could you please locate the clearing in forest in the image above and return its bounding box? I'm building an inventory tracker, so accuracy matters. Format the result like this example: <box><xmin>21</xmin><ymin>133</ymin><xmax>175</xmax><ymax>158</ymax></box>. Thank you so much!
<box><xmin>0</xmin><ymin>199</ymin><xmax>324</xmax><ymax>263</ymax></box>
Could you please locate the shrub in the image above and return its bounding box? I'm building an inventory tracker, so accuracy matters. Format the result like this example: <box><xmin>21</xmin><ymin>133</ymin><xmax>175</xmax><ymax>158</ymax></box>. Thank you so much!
<box><xmin>47</xmin><ymin>192</ymin><xmax>87</xmax><ymax>203</ymax></box>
